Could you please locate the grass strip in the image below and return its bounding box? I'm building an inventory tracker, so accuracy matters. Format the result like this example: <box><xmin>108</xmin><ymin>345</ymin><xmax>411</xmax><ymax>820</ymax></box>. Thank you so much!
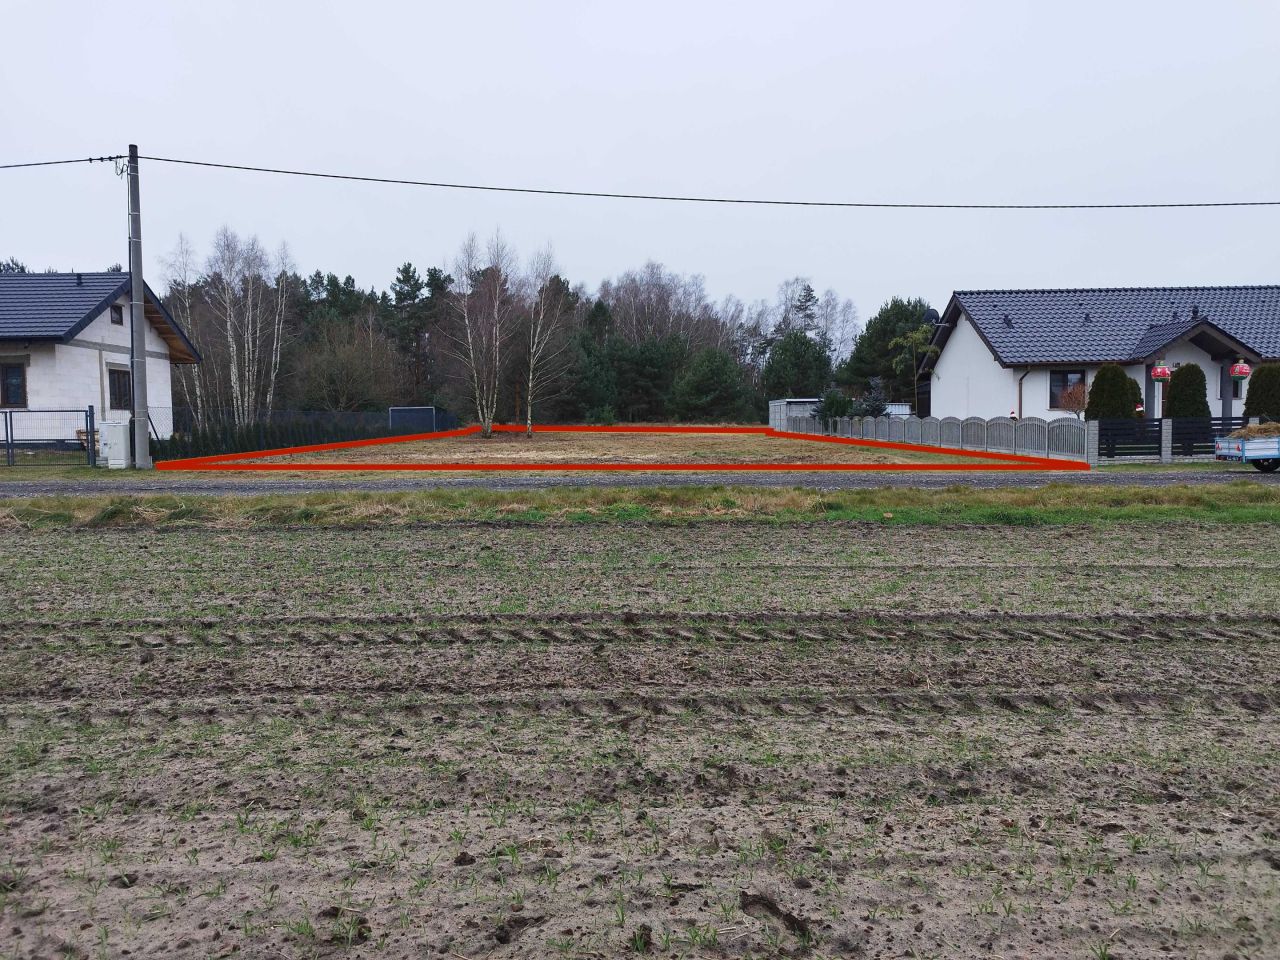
<box><xmin>0</xmin><ymin>481</ymin><xmax>1278</xmax><ymax>528</ymax></box>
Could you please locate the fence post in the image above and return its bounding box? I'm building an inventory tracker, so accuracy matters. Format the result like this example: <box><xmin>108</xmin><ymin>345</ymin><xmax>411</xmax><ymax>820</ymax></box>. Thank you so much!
<box><xmin>1160</xmin><ymin>419</ymin><xmax>1172</xmax><ymax>464</ymax></box>
<box><xmin>86</xmin><ymin>406</ymin><xmax>97</xmax><ymax>467</ymax></box>
<box><xmin>3</xmin><ymin>411</ymin><xmax>12</xmax><ymax>467</ymax></box>
<box><xmin>1086</xmin><ymin>420</ymin><xmax>1099</xmax><ymax>466</ymax></box>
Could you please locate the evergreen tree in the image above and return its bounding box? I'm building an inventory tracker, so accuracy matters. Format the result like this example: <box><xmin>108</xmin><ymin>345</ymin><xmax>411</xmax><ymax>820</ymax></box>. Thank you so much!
<box><xmin>837</xmin><ymin>296</ymin><xmax>932</xmax><ymax>400</ymax></box>
<box><xmin>850</xmin><ymin>379</ymin><xmax>889</xmax><ymax>417</ymax></box>
<box><xmin>762</xmin><ymin>330</ymin><xmax>832</xmax><ymax>399</ymax></box>
<box><xmin>0</xmin><ymin>257</ymin><xmax>28</xmax><ymax>274</ymax></box>
<box><xmin>612</xmin><ymin>336</ymin><xmax>687</xmax><ymax>421</ymax></box>
<box><xmin>1166</xmin><ymin>364</ymin><xmax>1210</xmax><ymax>418</ymax></box>
<box><xmin>1243</xmin><ymin>363</ymin><xmax>1280</xmax><ymax>420</ymax></box>
<box><xmin>812</xmin><ymin>388</ymin><xmax>852</xmax><ymax>420</ymax></box>
<box><xmin>1084</xmin><ymin>364</ymin><xmax>1141</xmax><ymax>420</ymax></box>
<box><xmin>791</xmin><ymin>283</ymin><xmax>820</xmax><ymax>332</ymax></box>
<box><xmin>668</xmin><ymin>349</ymin><xmax>751</xmax><ymax>422</ymax></box>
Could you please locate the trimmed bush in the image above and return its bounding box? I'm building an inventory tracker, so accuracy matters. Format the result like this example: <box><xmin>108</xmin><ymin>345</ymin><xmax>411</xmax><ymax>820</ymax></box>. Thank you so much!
<box><xmin>1084</xmin><ymin>364</ymin><xmax>1140</xmax><ymax>420</ymax></box>
<box><xmin>1166</xmin><ymin>364</ymin><xmax>1210</xmax><ymax>419</ymax></box>
<box><xmin>1244</xmin><ymin>363</ymin><xmax>1280</xmax><ymax>421</ymax></box>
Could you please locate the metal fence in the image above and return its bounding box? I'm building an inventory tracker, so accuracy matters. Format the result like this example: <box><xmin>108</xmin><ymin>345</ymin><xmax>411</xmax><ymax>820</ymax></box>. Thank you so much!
<box><xmin>784</xmin><ymin>413</ymin><xmax>1262</xmax><ymax>464</ymax></box>
<box><xmin>1169</xmin><ymin>416</ymin><xmax>1247</xmax><ymax>457</ymax></box>
<box><xmin>784</xmin><ymin>414</ymin><xmax>1090</xmax><ymax>461</ymax></box>
<box><xmin>1</xmin><ymin>408</ymin><xmax>96</xmax><ymax>466</ymax></box>
<box><xmin>148</xmin><ymin>406</ymin><xmax>459</xmax><ymax>462</ymax></box>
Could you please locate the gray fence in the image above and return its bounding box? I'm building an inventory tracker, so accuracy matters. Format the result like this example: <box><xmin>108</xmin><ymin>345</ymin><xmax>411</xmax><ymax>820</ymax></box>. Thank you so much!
<box><xmin>782</xmin><ymin>414</ymin><xmax>1089</xmax><ymax>462</ymax></box>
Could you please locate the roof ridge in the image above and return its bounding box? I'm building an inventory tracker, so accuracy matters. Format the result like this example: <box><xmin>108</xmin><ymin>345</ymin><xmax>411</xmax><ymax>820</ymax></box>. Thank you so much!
<box><xmin>956</xmin><ymin>284</ymin><xmax>1280</xmax><ymax>295</ymax></box>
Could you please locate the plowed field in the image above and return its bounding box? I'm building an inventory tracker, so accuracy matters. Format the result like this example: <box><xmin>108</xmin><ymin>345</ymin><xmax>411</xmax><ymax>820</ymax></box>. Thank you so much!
<box><xmin>2</xmin><ymin>521</ymin><xmax>1277</xmax><ymax>959</ymax></box>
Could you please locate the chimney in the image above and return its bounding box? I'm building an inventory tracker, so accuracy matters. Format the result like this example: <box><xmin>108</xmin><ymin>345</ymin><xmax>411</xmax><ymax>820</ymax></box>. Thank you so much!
<box><xmin>75</xmin><ymin>273</ymin><xmax>83</xmax><ymax>286</ymax></box>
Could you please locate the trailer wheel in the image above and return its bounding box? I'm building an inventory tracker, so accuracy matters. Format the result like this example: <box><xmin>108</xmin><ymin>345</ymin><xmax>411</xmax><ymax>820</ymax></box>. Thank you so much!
<box><xmin>1252</xmin><ymin>458</ymin><xmax>1280</xmax><ymax>473</ymax></box>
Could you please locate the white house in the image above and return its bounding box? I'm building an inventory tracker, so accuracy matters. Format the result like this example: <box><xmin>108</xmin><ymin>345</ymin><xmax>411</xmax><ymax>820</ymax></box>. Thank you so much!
<box><xmin>920</xmin><ymin>286</ymin><xmax>1280</xmax><ymax>420</ymax></box>
<box><xmin>0</xmin><ymin>271</ymin><xmax>199</xmax><ymax>438</ymax></box>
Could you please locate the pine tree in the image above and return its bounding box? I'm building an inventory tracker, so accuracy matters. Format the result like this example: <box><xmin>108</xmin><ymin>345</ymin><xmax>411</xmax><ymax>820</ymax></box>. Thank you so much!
<box><xmin>668</xmin><ymin>349</ymin><xmax>751</xmax><ymax>422</ymax></box>
<box><xmin>1243</xmin><ymin>363</ymin><xmax>1280</xmax><ymax>420</ymax></box>
<box><xmin>1166</xmin><ymin>364</ymin><xmax>1211</xmax><ymax>418</ymax></box>
<box><xmin>762</xmin><ymin>330</ymin><xmax>832</xmax><ymax>399</ymax></box>
<box><xmin>1084</xmin><ymin>364</ymin><xmax>1140</xmax><ymax>420</ymax></box>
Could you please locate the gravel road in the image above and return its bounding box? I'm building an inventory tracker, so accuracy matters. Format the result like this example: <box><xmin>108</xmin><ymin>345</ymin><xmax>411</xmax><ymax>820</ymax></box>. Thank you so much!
<box><xmin>0</xmin><ymin>466</ymin><xmax>1275</xmax><ymax>496</ymax></box>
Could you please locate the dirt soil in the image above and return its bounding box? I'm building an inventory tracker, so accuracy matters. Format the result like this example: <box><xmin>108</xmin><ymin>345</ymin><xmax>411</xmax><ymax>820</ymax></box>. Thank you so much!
<box><xmin>2</xmin><ymin>522</ymin><xmax>1277</xmax><ymax>959</ymax></box>
<box><xmin>261</xmin><ymin>429</ymin><xmax>995</xmax><ymax>467</ymax></box>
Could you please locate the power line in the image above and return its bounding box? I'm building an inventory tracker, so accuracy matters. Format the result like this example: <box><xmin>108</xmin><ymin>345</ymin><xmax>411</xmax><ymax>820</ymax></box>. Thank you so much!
<box><xmin>4</xmin><ymin>152</ymin><xmax>1279</xmax><ymax>210</ymax></box>
<box><xmin>0</xmin><ymin>156</ymin><xmax>122</xmax><ymax>170</ymax></box>
<box><xmin>136</xmin><ymin>154</ymin><xmax>1280</xmax><ymax>211</ymax></box>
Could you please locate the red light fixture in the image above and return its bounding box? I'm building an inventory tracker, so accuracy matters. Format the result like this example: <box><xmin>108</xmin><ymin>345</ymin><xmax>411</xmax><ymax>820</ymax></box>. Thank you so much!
<box><xmin>1151</xmin><ymin>362</ymin><xmax>1172</xmax><ymax>383</ymax></box>
<box><xmin>1230</xmin><ymin>360</ymin><xmax>1252</xmax><ymax>382</ymax></box>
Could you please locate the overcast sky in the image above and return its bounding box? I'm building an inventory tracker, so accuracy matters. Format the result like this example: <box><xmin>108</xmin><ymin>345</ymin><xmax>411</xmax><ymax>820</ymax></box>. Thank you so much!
<box><xmin>3</xmin><ymin>0</ymin><xmax>1277</xmax><ymax>322</ymax></box>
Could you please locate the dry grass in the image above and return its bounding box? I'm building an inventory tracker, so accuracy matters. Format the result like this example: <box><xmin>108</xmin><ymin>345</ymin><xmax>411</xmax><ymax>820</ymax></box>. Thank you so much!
<box><xmin>0</xmin><ymin>481</ymin><xmax>1277</xmax><ymax>529</ymax></box>
<box><xmin>257</xmin><ymin>427</ymin><xmax>993</xmax><ymax>467</ymax></box>
<box><xmin>1229</xmin><ymin>421</ymin><xmax>1280</xmax><ymax>439</ymax></box>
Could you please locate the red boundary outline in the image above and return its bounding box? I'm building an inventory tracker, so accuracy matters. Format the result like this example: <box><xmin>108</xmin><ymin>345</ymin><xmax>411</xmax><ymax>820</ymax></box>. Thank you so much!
<box><xmin>155</xmin><ymin>424</ymin><xmax>1090</xmax><ymax>472</ymax></box>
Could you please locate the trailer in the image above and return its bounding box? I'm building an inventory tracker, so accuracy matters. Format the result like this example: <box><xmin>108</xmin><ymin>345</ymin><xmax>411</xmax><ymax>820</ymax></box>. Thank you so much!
<box><xmin>1215</xmin><ymin>435</ymin><xmax>1280</xmax><ymax>472</ymax></box>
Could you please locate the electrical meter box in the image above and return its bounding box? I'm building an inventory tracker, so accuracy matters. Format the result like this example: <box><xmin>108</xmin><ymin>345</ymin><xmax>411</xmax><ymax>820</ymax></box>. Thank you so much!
<box><xmin>99</xmin><ymin>421</ymin><xmax>131</xmax><ymax>469</ymax></box>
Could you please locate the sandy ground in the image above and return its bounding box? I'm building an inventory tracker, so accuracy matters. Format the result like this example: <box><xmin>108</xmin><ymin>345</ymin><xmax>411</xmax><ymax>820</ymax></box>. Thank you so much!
<box><xmin>1</xmin><ymin>523</ymin><xmax>1277</xmax><ymax>959</ymax></box>
<box><xmin>259</xmin><ymin>429</ymin><xmax>994</xmax><ymax>467</ymax></box>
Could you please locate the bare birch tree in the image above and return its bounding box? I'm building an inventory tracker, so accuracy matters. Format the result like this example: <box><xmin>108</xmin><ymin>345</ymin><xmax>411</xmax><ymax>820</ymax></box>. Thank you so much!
<box><xmin>522</xmin><ymin>247</ymin><xmax>574</xmax><ymax>436</ymax></box>
<box><xmin>163</xmin><ymin>234</ymin><xmax>212</xmax><ymax>427</ymax></box>
<box><xmin>203</xmin><ymin>228</ymin><xmax>293</xmax><ymax>425</ymax></box>
<box><xmin>444</xmin><ymin>233</ymin><xmax>519</xmax><ymax>438</ymax></box>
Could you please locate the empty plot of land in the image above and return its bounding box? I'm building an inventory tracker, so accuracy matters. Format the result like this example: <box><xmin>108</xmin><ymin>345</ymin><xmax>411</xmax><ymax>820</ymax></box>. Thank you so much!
<box><xmin>251</xmin><ymin>427</ymin><xmax>1002</xmax><ymax>468</ymax></box>
<box><xmin>1</xmin><ymin>518</ymin><xmax>1277</xmax><ymax>959</ymax></box>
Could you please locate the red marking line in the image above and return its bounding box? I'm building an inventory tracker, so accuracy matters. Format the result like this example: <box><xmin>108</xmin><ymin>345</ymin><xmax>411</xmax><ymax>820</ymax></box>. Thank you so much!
<box><xmin>155</xmin><ymin>424</ymin><xmax>1089</xmax><ymax>472</ymax></box>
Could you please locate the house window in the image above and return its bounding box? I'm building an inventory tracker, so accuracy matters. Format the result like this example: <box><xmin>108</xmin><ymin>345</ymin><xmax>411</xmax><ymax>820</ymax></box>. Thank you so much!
<box><xmin>1232</xmin><ymin>379</ymin><xmax>1242</xmax><ymax>400</ymax></box>
<box><xmin>1</xmin><ymin>363</ymin><xmax>26</xmax><ymax>408</ymax></box>
<box><xmin>1049</xmin><ymin>369</ymin><xmax>1086</xmax><ymax>409</ymax></box>
<box><xmin>110</xmin><ymin>305</ymin><xmax>124</xmax><ymax>326</ymax></box>
<box><xmin>108</xmin><ymin>369</ymin><xmax>132</xmax><ymax>410</ymax></box>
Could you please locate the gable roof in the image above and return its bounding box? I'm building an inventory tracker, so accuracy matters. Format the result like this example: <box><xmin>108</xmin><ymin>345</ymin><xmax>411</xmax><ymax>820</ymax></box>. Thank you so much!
<box><xmin>928</xmin><ymin>285</ymin><xmax>1280</xmax><ymax>371</ymax></box>
<box><xmin>0</xmin><ymin>272</ymin><xmax>199</xmax><ymax>363</ymax></box>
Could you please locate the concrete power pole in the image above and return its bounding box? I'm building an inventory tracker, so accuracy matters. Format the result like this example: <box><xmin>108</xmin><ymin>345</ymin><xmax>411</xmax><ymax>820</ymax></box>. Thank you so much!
<box><xmin>127</xmin><ymin>144</ymin><xmax>152</xmax><ymax>469</ymax></box>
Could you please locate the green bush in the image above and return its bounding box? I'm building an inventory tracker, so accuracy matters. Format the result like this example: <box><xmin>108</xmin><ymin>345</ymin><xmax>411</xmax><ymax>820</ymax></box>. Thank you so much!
<box><xmin>1244</xmin><ymin>363</ymin><xmax>1280</xmax><ymax>421</ymax></box>
<box><xmin>1084</xmin><ymin>364</ymin><xmax>1140</xmax><ymax>420</ymax></box>
<box><xmin>812</xmin><ymin>389</ymin><xmax>853</xmax><ymax>421</ymax></box>
<box><xmin>1166</xmin><ymin>364</ymin><xmax>1210</xmax><ymax>418</ymax></box>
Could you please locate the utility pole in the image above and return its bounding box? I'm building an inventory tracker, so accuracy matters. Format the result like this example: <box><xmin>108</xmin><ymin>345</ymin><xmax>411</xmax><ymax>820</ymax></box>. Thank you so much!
<box><xmin>127</xmin><ymin>144</ymin><xmax>152</xmax><ymax>468</ymax></box>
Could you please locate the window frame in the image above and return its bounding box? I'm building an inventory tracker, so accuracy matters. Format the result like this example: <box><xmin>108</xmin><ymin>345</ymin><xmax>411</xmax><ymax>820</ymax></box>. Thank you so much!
<box><xmin>0</xmin><ymin>362</ymin><xmax>27</xmax><ymax>408</ymax></box>
<box><xmin>108</xmin><ymin>368</ymin><xmax>132</xmax><ymax>411</ymax></box>
<box><xmin>1047</xmin><ymin>369</ymin><xmax>1087</xmax><ymax>411</ymax></box>
<box><xmin>110</xmin><ymin>304</ymin><xmax>124</xmax><ymax>326</ymax></box>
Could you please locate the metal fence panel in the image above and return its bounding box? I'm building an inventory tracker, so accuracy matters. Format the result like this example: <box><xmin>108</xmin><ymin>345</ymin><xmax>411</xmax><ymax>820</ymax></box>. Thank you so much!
<box><xmin>904</xmin><ymin>416</ymin><xmax>921</xmax><ymax>444</ymax></box>
<box><xmin>1170</xmin><ymin>416</ymin><xmax>1246</xmax><ymax>457</ymax></box>
<box><xmin>961</xmin><ymin>417</ymin><xmax>987</xmax><ymax>450</ymax></box>
<box><xmin>987</xmin><ymin>416</ymin><xmax>1015</xmax><ymax>452</ymax></box>
<box><xmin>2</xmin><ymin>409</ymin><xmax>93</xmax><ymax>466</ymax></box>
<box><xmin>876</xmin><ymin>416</ymin><xmax>890</xmax><ymax>440</ymax></box>
<box><xmin>1047</xmin><ymin>417</ymin><xmax>1087</xmax><ymax>459</ymax></box>
<box><xmin>1014</xmin><ymin>417</ymin><xmax>1049</xmax><ymax>456</ymax></box>
<box><xmin>940</xmin><ymin>417</ymin><xmax>962</xmax><ymax>447</ymax></box>
<box><xmin>889</xmin><ymin>417</ymin><xmax>905</xmax><ymax>442</ymax></box>
<box><xmin>1095</xmin><ymin>418</ymin><xmax>1158</xmax><ymax>458</ymax></box>
<box><xmin>921</xmin><ymin>417</ymin><xmax>940</xmax><ymax>446</ymax></box>
<box><xmin>862</xmin><ymin>416</ymin><xmax>876</xmax><ymax>439</ymax></box>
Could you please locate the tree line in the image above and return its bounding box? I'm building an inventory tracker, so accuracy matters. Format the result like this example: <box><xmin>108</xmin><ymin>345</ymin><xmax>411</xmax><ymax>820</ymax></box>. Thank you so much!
<box><xmin>4</xmin><ymin>238</ymin><xmax>938</xmax><ymax>429</ymax></box>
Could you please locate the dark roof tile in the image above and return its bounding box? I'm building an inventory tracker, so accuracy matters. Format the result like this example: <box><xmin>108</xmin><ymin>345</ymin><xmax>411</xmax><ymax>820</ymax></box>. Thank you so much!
<box><xmin>953</xmin><ymin>285</ymin><xmax>1280</xmax><ymax>363</ymax></box>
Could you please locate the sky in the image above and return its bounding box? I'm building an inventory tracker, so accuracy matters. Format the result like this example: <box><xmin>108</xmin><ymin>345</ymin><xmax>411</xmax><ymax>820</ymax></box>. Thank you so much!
<box><xmin>2</xmin><ymin>0</ymin><xmax>1278</xmax><ymax>323</ymax></box>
